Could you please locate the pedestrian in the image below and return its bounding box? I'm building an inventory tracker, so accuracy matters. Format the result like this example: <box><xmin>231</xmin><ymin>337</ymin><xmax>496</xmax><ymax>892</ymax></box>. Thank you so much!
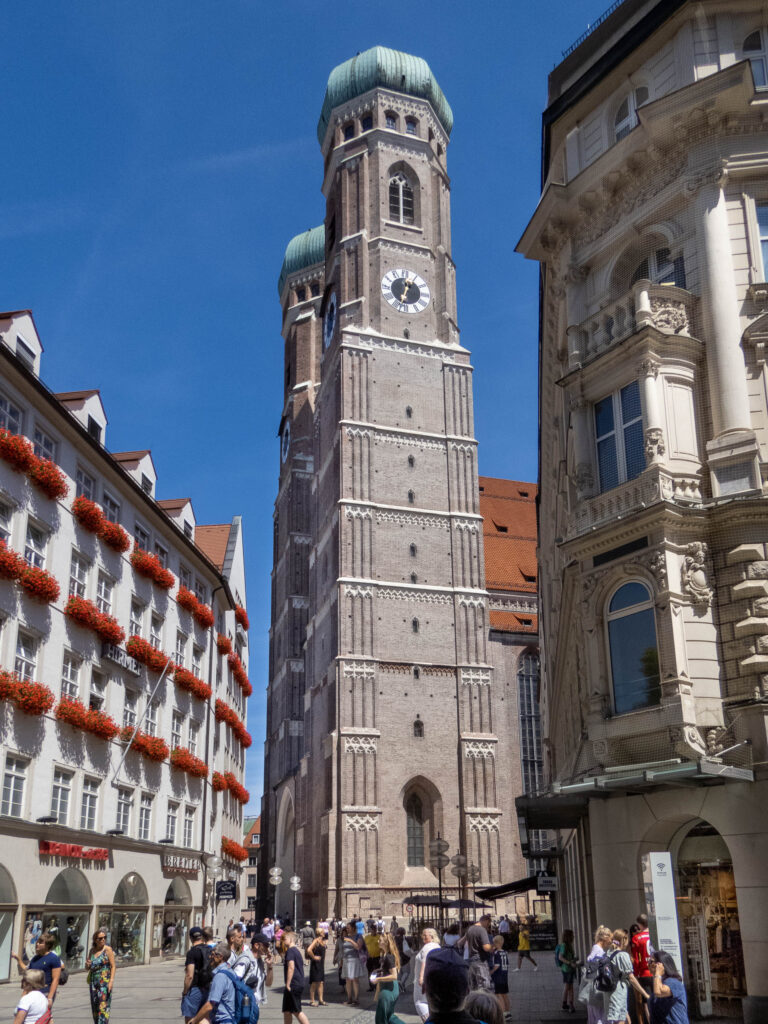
<box><xmin>282</xmin><ymin>931</ymin><xmax>310</xmax><ymax>1024</ymax></box>
<box><xmin>394</xmin><ymin>927</ymin><xmax>412</xmax><ymax>990</ymax></box>
<box><xmin>413</xmin><ymin>927</ymin><xmax>440</xmax><ymax>1023</ymax></box>
<box><xmin>11</xmin><ymin>931</ymin><xmax>62</xmax><ymax>1013</ymax></box>
<box><xmin>489</xmin><ymin>935</ymin><xmax>510</xmax><ymax>1019</ymax></box>
<box><xmin>390</xmin><ymin>916</ymin><xmax>398</xmax><ymax>934</ymax></box>
<box><xmin>306</xmin><ymin>927</ymin><xmax>327</xmax><ymax>1006</ymax></box>
<box><xmin>600</xmin><ymin>930</ymin><xmax>649</xmax><ymax>1024</ymax></box>
<box><xmin>12</xmin><ymin>969</ymin><xmax>49</xmax><ymax>1024</ymax></box>
<box><xmin>182</xmin><ymin>926</ymin><xmax>212</xmax><ymax>1024</ymax></box>
<box><xmin>465</xmin><ymin>989</ymin><xmax>505</xmax><ymax>1024</ymax></box>
<box><xmin>423</xmin><ymin>946</ymin><xmax>474</xmax><ymax>1024</ymax></box>
<box><xmin>365</xmin><ymin>922</ymin><xmax>382</xmax><ymax>990</ymax></box>
<box><xmin>228</xmin><ymin>924</ymin><xmax>257</xmax><ymax>984</ymax></box>
<box><xmin>376</xmin><ymin>914</ymin><xmax>385</xmax><ymax>934</ymax></box>
<box><xmin>555</xmin><ymin>928</ymin><xmax>579</xmax><ymax>1013</ymax></box>
<box><xmin>649</xmin><ymin>951</ymin><xmax>689</xmax><ymax>1024</ymax></box>
<box><xmin>189</xmin><ymin>942</ymin><xmax>237</xmax><ymax>1024</ymax></box>
<box><xmin>443</xmin><ymin>922</ymin><xmax>460</xmax><ymax>947</ymax></box>
<box><xmin>85</xmin><ymin>927</ymin><xmax>116</xmax><ymax>1024</ymax></box>
<box><xmin>373</xmin><ymin>932</ymin><xmax>404</xmax><ymax>1024</ymax></box>
<box><xmin>581</xmin><ymin>925</ymin><xmax>614</xmax><ymax>1024</ymax></box>
<box><xmin>456</xmin><ymin>913</ymin><xmax>493</xmax><ymax>991</ymax></box>
<box><xmin>513</xmin><ymin>920</ymin><xmax>538</xmax><ymax>971</ymax></box>
<box><xmin>300</xmin><ymin>921</ymin><xmax>315</xmax><ymax>953</ymax></box>
<box><xmin>341</xmin><ymin>921</ymin><xmax>366</xmax><ymax>1006</ymax></box>
<box><xmin>248</xmin><ymin>932</ymin><xmax>274</xmax><ymax>1007</ymax></box>
<box><xmin>203</xmin><ymin>926</ymin><xmax>216</xmax><ymax>949</ymax></box>
<box><xmin>498</xmin><ymin>915</ymin><xmax>510</xmax><ymax>950</ymax></box>
<box><xmin>630</xmin><ymin>915</ymin><xmax>654</xmax><ymax>1023</ymax></box>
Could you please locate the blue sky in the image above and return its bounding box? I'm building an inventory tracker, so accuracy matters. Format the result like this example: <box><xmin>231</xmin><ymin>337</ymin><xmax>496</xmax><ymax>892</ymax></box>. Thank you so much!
<box><xmin>2</xmin><ymin>0</ymin><xmax>603</xmax><ymax>806</ymax></box>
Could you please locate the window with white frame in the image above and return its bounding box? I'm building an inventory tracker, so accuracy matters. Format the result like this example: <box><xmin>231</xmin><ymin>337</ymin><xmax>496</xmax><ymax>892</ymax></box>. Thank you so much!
<box><xmin>0</xmin><ymin>394</ymin><xmax>22</xmax><ymax>434</ymax></box>
<box><xmin>192</xmin><ymin>647</ymin><xmax>202</xmax><ymax>677</ymax></box>
<box><xmin>389</xmin><ymin>173</ymin><xmax>415</xmax><ymax>225</ymax></box>
<box><xmin>154</xmin><ymin>541</ymin><xmax>168</xmax><ymax>569</ymax></box>
<box><xmin>89</xmin><ymin>671</ymin><xmax>106</xmax><ymax>711</ymax></box>
<box><xmin>123</xmin><ymin>691</ymin><xmax>137</xmax><ymax>731</ymax></box>
<box><xmin>24</xmin><ymin>522</ymin><xmax>46</xmax><ymax>568</ymax></box>
<box><xmin>183</xmin><ymin>806</ymin><xmax>195</xmax><ymax>848</ymax></box>
<box><xmin>1</xmin><ymin>755</ymin><xmax>26</xmax><ymax>817</ymax></box>
<box><xmin>150</xmin><ymin>615</ymin><xmax>163</xmax><ymax>649</ymax></box>
<box><xmin>80</xmin><ymin>777</ymin><xmax>99</xmax><ymax>830</ymax></box>
<box><xmin>134</xmin><ymin>524</ymin><xmax>150</xmax><ymax>551</ymax></box>
<box><xmin>50</xmin><ymin>769</ymin><xmax>73</xmax><ymax>824</ymax></box>
<box><xmin>69</xmin><ymin>551</ymin><xmax>89</xmax><ymax>598</ymax></box>
<box><xmin>130</xmin><ymin>600</ymin><xmax>144</xmax><ymax>637</ymax></box>
<box><xmin>76</xmin><ymin>468</ymin><xmax>96</xmax><ymax>501</ymax></box>
<box><xmin>145</xmin><ymin>700</ymin><xmax>158</xmax><ymax>737</ymax></box>
<box><xmin>594</xmin><ymin>381</ymin><xmax>645</xmax><ymax>492</ymax></box>
<box><xmin>757</xmin><ymin>202</ymin><xmax>768</xmax><ymax>279</ymax></box>
<box><xmin>166</xmin><ymin>801</ymin><xmax>178</xmax><ymax>844</ymax></box>
<box><xmin>176</xmin><ymin>631</ymin><xmax>186</xmax><ymax>668</ymax></box>
<box><xmin>606</xmin><ymin>581</ymin><xmax>661</xmax><ymax>714</ymax></box>
<box><xmin>138</xmin><ymin>793</ymin><xmax>152</xmax><ymax>841</ymax></box>
<box><xmin>33</xmin><ymin>426</ymin><xmax>56</xmax><ymax>462</ymax></box>
<box><xmin>102</xmin><ymin>493</ymin><xmax>120</xmax><ymax>525</ymax></box>
<box><xmin>632</xmin><ymin>246</ymin><xmax>686</xmax><ymax>290</ymax></box>
<box><xmin>188</xmin><ymin>722</ymin><xmax>199</xmax><ymax>757</ymax></box>
<box><xmin>61</xmin><ymin>652</ymin><xmax>81</xmax><ymax>699</ymax></box>
<box><xmin>743</xmin><ymin>28</ymin><xmax>768</xmax><ymax>88</ymax></box>
<box><xmin>194</xmin><ymin>578</ymin><xmax>207</xmax><ymax>604</ymax></box>
<box><xmin>15</xmin><ymin>631</ymin><xmax>36</xmax><ymax>681</ymax></box>
<box><xmin>179</xmin><ymin>565</ymin><xmax>192</xmax><ymax>590</ymax></box>
<box><xmin>171</xmin><ymin>712</ymin><xmax>183</xmax><ymax>749</ymax></box>
<box><xmin>96</xmin><ymin>573</ymin><xmax>113</xmax><ymax>616</ymax></box>
<box><xmin>0</xmin><ymin>500</ymin><xmax>12</xmax><ymax>545</ymax></box>
<box><xmin>116</xmin><ymin>787</ymin><xmax>132</xmax><ymax>834</ymax></box>
<box><xmin>614</xmin><ymin>86</ymin><xmax>649</xmax><ymax>141</ymax></box>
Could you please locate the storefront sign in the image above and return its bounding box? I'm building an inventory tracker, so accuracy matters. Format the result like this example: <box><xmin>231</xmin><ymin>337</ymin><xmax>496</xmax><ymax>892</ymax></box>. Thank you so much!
<box><xmin>161</xmin><ymin>854</ymin><xmax>199</xmax><ymax>879</ymax></box>
<box><xmin>39</xmin><ymin>840</ymin><xmax>109</xmax><ymax>861</ymax></box>
<box><xmin>536</xmin><ymin>871</ymin><xmax>557</xmax><ymax>893</ymax></box>
<box><xmin>216</xmin><ymin>880</ymin><xmax>237</xmax><ymax>901</ymax></box>
<box><xmin>642</xmin><ymin>851</ymin><xmax>683</xmax><ymax>972</ymax></box>
<box><xmin>101</xmin><ymin>642</ymin><xmax>141</xmax><ymax>676</ymax></box>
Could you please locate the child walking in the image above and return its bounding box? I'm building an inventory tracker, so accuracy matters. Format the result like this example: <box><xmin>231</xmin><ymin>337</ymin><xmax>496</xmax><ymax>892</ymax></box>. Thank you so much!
<box><xmin>490</xmin><ymin>935</ymin><xmax>511</xmax><ymax>1020</ymax></box>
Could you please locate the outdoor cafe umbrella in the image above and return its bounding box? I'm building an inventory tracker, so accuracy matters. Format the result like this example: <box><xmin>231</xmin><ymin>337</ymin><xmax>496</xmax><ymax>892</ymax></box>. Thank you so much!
<box><xmin>402</xmin><ymin>894</ymin><xmax>452</xmax><ymax>907</ymax></box>
<box><xmin>445</xmin><ymin>898</ymin><xmax>491</xmax><ymax>910</ymax></box>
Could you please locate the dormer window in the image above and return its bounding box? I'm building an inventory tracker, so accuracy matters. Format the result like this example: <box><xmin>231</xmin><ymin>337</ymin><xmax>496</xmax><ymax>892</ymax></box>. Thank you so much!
<box><xmin>87</xmin><ymin>416</ymin><xmax>102</xmax><ymax>443</ymax></box>
<box><xmin>614</xmin><ymin>86</ymin><xmax>649</xmax><ymax>142</ymax></box>
<box><xmin>632</xmin><ymin>247</ymin><xmax>686</xmax><ymax>290</ymax></box>
<box><xmin>361</xmin><ymin>114</ymin><xmax>373</xmax><ymax>132</ymax></box>
<box><xmin>141</xmin><ymin>474</ymin><xmax>153</xmax><ymax>495</ymax></box>
<box><xmin>405</xmin><ymin>118</ymin><xmax>418</xmax><ymax>135</ymax></box>
<box><xmin>16</xmin><ymin>336</ymin><xmax>35</xmax><ymax>370</ymax></box>
<box><xmin>183</xmin><ymin>521</ymin><xmax>193</xmax><ymax>540</ymax></box>
<box><xmin>744</xmin><ymin>29</ymin><xmax>768</xmax><ymax>88</ymax></box>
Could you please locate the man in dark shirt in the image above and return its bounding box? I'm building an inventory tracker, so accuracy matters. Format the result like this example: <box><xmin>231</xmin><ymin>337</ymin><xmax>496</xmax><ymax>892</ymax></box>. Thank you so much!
<box><xmin>282</xmin><ymin>931</ymin><xmax>310</xmax><ymax>1024</ymax></box>
<box><xmin>181</xmin><ymin>927</ymin><xmax>212</xmax><ymax>1023</ymax></box>
<box><xmin>424</xmin><ymin>946</ymin><xmax>477</xmax><ymax>1024</ymax></box>
<box><xmin>457</xmin><ymin>914</ymin><xmax>493</xmax><ymax>991</ymax></box>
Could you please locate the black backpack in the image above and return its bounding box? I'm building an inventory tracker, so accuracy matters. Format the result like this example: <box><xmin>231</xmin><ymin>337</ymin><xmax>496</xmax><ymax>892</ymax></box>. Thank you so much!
<box><xmin>594</xmin><ymin>950</ymin><xmax>621</xmax><ymax>992</ymax></box>
<box><xmin>195</xmin><ymin>945</ymin><xmax>214</xmax><ymax>989</ymax></box>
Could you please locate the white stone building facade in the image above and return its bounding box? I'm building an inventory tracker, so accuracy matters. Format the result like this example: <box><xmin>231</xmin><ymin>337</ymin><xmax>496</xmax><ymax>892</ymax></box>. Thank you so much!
<box><xmin>0</xmin><ymin>310</ymin><xmax>249</xmax><ymax>977</ymax></box>
<box><xmin>518</xmin><ymin>2</ymin><xmax>768</xmax><ymax>1020</ymax></box>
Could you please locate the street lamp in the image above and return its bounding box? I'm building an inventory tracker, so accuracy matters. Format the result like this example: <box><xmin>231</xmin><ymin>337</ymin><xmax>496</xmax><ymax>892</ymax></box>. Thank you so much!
<box><xmin>269</xmin><ymin>866</ymin><xmax>283</xmax><ymax>919</ymax></box>
<box><xmin>429</xmin><ymin>835</ymin><xmax>449</xmax><ymax>931</ymax></box>
<box><xmin>451</xmin><ymin>854</ymin><xmax>468</xmax><ymax>926</ymax></box>
<box><xmin>467</xmin><ymin>863</ymin><xmax>481</xmax><ymax>919</ymax></box>
<box><xmin>289</xmin><ymin>875</ymin><xmax>301</xmax><ymax>926</ymax></box>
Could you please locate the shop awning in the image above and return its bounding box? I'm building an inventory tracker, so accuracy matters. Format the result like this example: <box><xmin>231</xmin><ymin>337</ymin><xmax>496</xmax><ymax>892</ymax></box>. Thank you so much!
<box><xmin>515</xmin><ymin>794</ymin><xmax>589</xmax><ymax>831</ymax></box>
<box><xmin>475</xmin><ymin>876</ymin><xmax>539</xmax><ymax>900</ymax></box>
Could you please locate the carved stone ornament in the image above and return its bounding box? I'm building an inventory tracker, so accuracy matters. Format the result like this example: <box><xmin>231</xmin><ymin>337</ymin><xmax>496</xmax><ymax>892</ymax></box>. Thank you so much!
<box><xmin>636</xmin><ymin>358</ymin><xmax>660</xmax><ymax>378</ymax></box>
<box><xmin>650</xmin><ymin>298</ymin><xmax>689</xmax><ymax>334</ymax></box>
<box><xmin>468</xmin><ymin>814</ymin><xmax>500</xmax><ymax>834</ymax></box>
<box><xmin>345</xmin><ymin>736</ymin><xmax>377</xmax><ymax>754</ymax></box>
<box><xmin>681</xmin><ymin>541</ymin><xmax>713</xmax><ymax>608</ymax></box>
<box><xmin>346</xmin><ymin>586</ymin><xmax>373</xmax><ymax>600</ymax></box>
<box><xmin>574</xmin><ymin>462</ymin><xmax>594</xmax><ymax>492</ymax></box>
<box><xmin>343</xmin><ymin>662</ymin><xmax>376</xmax><ymax>677</ymax></box>
<box><xmin>644</xmin><ymin>428</ymin><xmax>666</xmax><ymax>460</ymax></box>
<box><xmin>345</xmin><ymin>507</ymin><xmax>373</xmax><ymax>520</ymax></box>
<box><xmin>464</xmin><ymin>741</ymin><xmax>495</xmax><ymax>759</ymax></box>
<box><xmin>462</xmin><ymin>668</ymin><xmax>491</xmax><ymax>686</ymax></box>
<box><xmin>642</xmin><ymin>549</ymin><xmax>668</xmax><ymax>589</ymax></box>
<box><xmin>345</xmin><ymin>813</ymin><xmax>379</xmax><ymax>832</ymax></box>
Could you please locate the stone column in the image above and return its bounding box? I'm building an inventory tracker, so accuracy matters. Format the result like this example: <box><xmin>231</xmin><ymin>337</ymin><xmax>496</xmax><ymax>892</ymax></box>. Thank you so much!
<box><xmin>570</xmin><ymin>394</ymin><xmax>595</xmax><ymax>498</ymax></box>
<box><xmin>637</xmin><ymin>357</ymin><xmax>665</xmax><ymax>464</ymax></box>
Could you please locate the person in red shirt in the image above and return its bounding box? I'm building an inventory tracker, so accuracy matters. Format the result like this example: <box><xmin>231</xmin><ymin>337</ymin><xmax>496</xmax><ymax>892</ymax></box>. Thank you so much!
<box><xmin>630</xmin><ymin>915</ymin><xmax>653</xmax><ymax>1024</ymax></box>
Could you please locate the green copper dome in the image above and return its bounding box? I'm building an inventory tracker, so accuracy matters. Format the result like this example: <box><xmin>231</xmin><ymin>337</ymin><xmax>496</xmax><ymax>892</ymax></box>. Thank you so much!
<box><xmin>317</xmin><ymin>46</ymin><xmax>453</xmax><ymax>145</ymax></box>
<box><xmin>278</xmin><ymin>225</ymin><xmax>325</xmax><ymax>297</ymax></box>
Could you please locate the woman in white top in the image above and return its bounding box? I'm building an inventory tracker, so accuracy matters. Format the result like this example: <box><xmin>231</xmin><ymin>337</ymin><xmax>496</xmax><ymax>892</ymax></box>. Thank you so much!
<box><xmin>584</xmin><ymin>925</ymin><xmax>614</xmax><ymax>1024</ymax></box>
<box><xmin>413</xmin><ymin>928</ymin><xmax>440</xmax><ymax>1023</ymax></box>
<box><xmin>14</xmin><ymin>970</ymin><xmax>49</xmax><ymax>1024</ymax></box>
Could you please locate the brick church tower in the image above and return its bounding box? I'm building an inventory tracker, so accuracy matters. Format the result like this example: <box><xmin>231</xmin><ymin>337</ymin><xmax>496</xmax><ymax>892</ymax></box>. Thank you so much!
<box><xmin>261</xmin><ymin>47</ymin><xmax>529</xmax><ymax>919</ymax></box>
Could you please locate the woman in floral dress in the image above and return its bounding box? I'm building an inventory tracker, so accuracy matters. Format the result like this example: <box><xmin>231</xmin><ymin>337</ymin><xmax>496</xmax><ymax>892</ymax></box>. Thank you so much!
<box><xmin>85</xmin><ymin>928</ymin><xmax>115</xmax><ymax>1023</ymax></box>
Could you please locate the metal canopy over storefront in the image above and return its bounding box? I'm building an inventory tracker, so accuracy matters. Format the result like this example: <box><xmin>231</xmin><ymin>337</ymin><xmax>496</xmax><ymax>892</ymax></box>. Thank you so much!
<box><xmin>476</xmin><ymin>877</ymin><xmax>539</xmax><ymax>901</ymax></box>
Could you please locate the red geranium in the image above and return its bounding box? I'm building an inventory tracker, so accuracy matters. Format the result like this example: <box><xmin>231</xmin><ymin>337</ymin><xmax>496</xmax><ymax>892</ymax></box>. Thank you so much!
<box><xmin>224</xmin><ymin>772</ymin><xmax>249</xmax><ymax>804</ymax></box>
<box><xmin>100</xmin><ymin>520</ymin><xmax>131</xmax><ymax>553</ymax></box>
<box><xmin>215</xmin><ymin>698</ymin><xmax>237</xmax><ymax>726</ymax></box>
<box><xmin>131</xmin><ymin>547</ymin><xmax>175</xmax><ymax>590</ymax></box>
<box><xmin>72</xmin><ymin>495</ymin><xmax>104</xmax><ymax>533</ymax></box>
<box><xmin>0</xmin><ymin>541</ymin><xmax>26</xmax><ymax>581</ymax></box>
<box><xmin>0</xmin><ymin>429</ymin><xmax>34</xmax><ymax>472</ymax></box>
<box><xmin>120</xmin><ymin>726</ymin><xmax>169</xmax><ymax>762</ymax></box>
<box><xmin>84</xmin><ymin>707</ymin><xmax>120</xmax><ymax>740</ymax></box>
<box><xmin>27</xmin><ymin>456</ymin><xmax>69</xmax><ymax>500</ymax></box>
<box><xmin>235</xmin><ymin>725</ymin><xmax>252</xmax><ymax>748</ymax></box>
<box><xmin>13</xmin><ymin>680</ymin><xmax>55</xmax><ymax>716</ymax></box>
<box><xmin>176</xmin><ymin>586</ymin><xmax>198</xmax><ymax>614</ymax></box>
<box><xmin>221</xmin><ymin>836</ymin><xmax>248</xmax><ymax>862</ymax></box>
<box><xmin>18</xmin><ymin>566</ymin><xmax>61</xmax><ymax>604</ymax></box>
<box><xmin>235</xmin><ymin>605</ymin><xmax>250</xmax><ymax>631</ymax></box>
<box><xmin>170</xmin><ymin>746</ymin><xmax>208</xmax><ymax>779</ymax></box>
<box><xmin>211</xmin><ymin>771</ymin><xmax>227</xmax><ymax>792</ymax></box>
<box><xmin>0</xmin><ymin>669</ymin><xmax>18</xmax><ymax>702</ymax></box>
<box><xmin>94</xmin><ymin>613</ymin><xmax>125</xmax><ymax>646</ymax></box>
<box><xmin>55</xmin><ymin>696</ymin><xmax>89</xmax><ymax>730</ymax></box>
<box><xmin>126</xmin><ymin>635</ymin><xmax>173</xmax><ymax>674</ymax></box>
<box><xmin>173</xmin><ymin>665</ymin><xmax>212</xmax><ymax>702</ymax></box>
<box><xmin>193</xmin><ymin>602</ymin><xmax>215</xmax><ymax>630</ymax></box>
<box><xmin>227</xmin><ymin>652</ymin><xmax>252</xmax><ymax>696</ymax></box>
<box><xmin>65</xmin><ymin>595</ymin><xmax>101</xmax><ymax>630</ymax></box>
<box><xmin>216</xmin><ymin>633</ymin><xmax>232</xmax><ymax>656</ymax></box>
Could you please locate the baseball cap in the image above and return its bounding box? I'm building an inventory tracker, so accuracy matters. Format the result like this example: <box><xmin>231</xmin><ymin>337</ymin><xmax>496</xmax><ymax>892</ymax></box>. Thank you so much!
<box><xmin>189</xmin><ymin>927</ymin><xmax>203</xmax><ymax>939</ymax></box>
<box><xmin>424</xmin><ymin>946</ymin><xmax>469</xmax><ymax>1001</ymax></box>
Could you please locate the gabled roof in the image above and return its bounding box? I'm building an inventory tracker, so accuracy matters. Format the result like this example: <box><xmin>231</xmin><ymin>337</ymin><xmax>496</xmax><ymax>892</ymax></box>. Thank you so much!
<box><xmin>195</xmin><ymin>524</ymin><xmax>232</xmax><ymax>570</ymax></box>
<box><xmin>489</xmin><ymin>610</ymin><xmax>538</xmax><ymax>635</ymax></box>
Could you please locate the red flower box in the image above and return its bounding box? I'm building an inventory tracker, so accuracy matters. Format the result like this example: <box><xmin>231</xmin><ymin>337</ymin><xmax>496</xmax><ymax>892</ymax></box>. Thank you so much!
<box><xmin>94</xmin><ymin>613</ymin><xmax>125</xmax><ymax>646</ymax></box>
<box><xmin>0</xmin><ymin>429</ymin><xmax>34</xmax><ymax>472</ymax></box>
<box><xmin>235</xmin><ymin>725</ymin><xmax>252</xmax><ymax>748</ymax></box>
<box><xmin>170</xmin><ymin>746</ymin><xmax>208</xmax><ymax>778</ymax></box>
<box><xmin>65</xmin><ymin>595</ymin><xmax>101</xmax><ymax>630</ymax></box>
<box><xmin>119</xmin><ymin>726</ymin><xmax>169</xmax><ymax>762</ymax></box>
<box><xmin>221</xmin><ymin>836</ymin><xmax>248</xmax><ymax>862</ymax></box>
<box><xmin>0</xmin><ymin>541</ymin><xmax>26</xmax><ymax>581</ymax></box>
<box><xmin>56</xmin><ymin>696</ymin><xmax>89</xmax><ymax>730</ymax></box>
<box><xmin>28</xmin><ymin>456</ymin><xmax>69</xmax><ymax>500</ymax></box>
<box><xmin>131</xmin><ymin>548</ymin><xmax>175</xmax><ymax>590</ymax></box>
<box><xmin>215</xmin><ymin>698</ymin><xmax>237</xmax><ymax>726</ymax></box>
<box><xmin>227</xmin><ymin>652</ymin><xmax>252</xmax><ymax>696</ymax></box>
<box><xmin>126</xmin><ymin>635</ymin><xmax>173</xmax><ymax>674</ymax></box>
<box><xmin>176</xmin><ymin>586</ymin><xmax>198</xmax><ymax>614</ymax></box>
<box><xmin>216</xmin><ymin>633</ymin><xmax>232</xmax><ymax>656</ymax></box>
<box><xmin>19</xmin><ymin>566</ymin><xmax>61</xmax><ymax>604</ymax></box>
<box><xmin>211</xmin><ymin>771</ymin><xmax>227</xmax><ymax>792</ymax></box>
<box><xmin>100</xmin><ymin>520</ymin><xmax>131</xmax><ymax>553</ymax></box>
<box><xmin>72</xmin><ymin>495</ymin><xmax>104</xmax><ymax>533</ymax></box>
<box><xmin>0</xmin><ymin>669</ymin><xmax>18</xmax><ymax>702</ymax></box>
<box><xmin>13</xmin><ymin>680</ymin><xmax>55</xmax><ymax>716</ymax></box>
<box><xmin>193</xmin><ymin>602</ymin><xmax>215</xmax><ymax>630</ymax></box>
<box><xmin>235</xmin><ymin>605</ymin><xmax>250</xmax><ymax>631</ymax></box>
<box><xmin>84</xmin><ymin>707</ymin><xmax>120</xmax><ymax>740</ymax></box>
<box><xmin>224</xmin><ymin>772</ymin><xmax>249</xmax><ymax>804</ymax></box>
<box><xmin>173</xmin><ymin>665</ymin><xmax>212</xmax><ymax>702</ymax></box>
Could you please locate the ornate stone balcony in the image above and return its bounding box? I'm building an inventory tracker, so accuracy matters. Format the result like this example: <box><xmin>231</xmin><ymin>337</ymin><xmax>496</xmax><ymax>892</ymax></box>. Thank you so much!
<box><xmin>569</xmin><ymin>464</ymin><xmax>703</xmax><ymax>536</ymax></box>
<box><xmin>567</xmin><ymin>281</ymin><xmax>698</xmax><ymax>368</ymax></box>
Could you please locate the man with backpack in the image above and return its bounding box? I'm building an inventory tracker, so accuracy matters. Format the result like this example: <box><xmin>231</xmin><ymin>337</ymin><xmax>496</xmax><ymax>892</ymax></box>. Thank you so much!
<box><xmin>189</xmin><ymin>942</ymin><xmax>238</xmax><ymax>1024</ymax></box>
<box><xmin>182</xmin><ymin>927</ymin><xmax>213</xmax><ymax>1024</ymax></box>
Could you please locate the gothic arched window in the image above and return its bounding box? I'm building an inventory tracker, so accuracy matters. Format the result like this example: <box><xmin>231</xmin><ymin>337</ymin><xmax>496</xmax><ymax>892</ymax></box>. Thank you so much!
<box><xmin>389</xmin><ymin>173</ymin><xmax>415</xmax><ymax>225</ymax></box>
<box><xmin>413</xmin><ymin>719</ymin><xmax>424</xmax><ymax>739</ymax></box>
<box><xmin>405</xmin><ymin>793</ymin><xmax>425</xmax><ymax>865</ymax></box>
<box><xmin>412</xmin><ymin>618</ymin><xmax>419</xmax><ymax>633</ymax></box>
<box><xmin>606</xmin><ymin>581</ymin><xmax>661</xmax><ymax>715</ymax></box>
<box><xmin>614</xmin><ymin>86</ymin><xmax>649</xmax><ymax>141</ymax></box>
<box><xmin>743</xmin><ymin>29</ymin><xmax>768</xmax><ymax>88</ymax></box>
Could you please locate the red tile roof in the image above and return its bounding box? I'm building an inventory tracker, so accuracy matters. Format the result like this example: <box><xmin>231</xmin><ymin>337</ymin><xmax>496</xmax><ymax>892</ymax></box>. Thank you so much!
<box><xmin>489</xmin><ymin>610</ymin><xmax>538</xmax><ymax>634</ymax></box>
<box><xmin>195</xmin><ymin>524</ymin><xmax>231</xmax><ymax>569</ymax></box>
<box><xmin>479</xmin><ymin>476</ymin><xmax>537</xmax><ymax>594</ymax></box>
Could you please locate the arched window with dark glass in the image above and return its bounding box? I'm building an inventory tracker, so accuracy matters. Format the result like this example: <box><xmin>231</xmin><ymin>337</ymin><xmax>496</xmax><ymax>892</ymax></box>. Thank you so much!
<box><xmin>405</xmin><ymin>793</ymin><xmax>425</xmax><ymax>865</ymax></box>
<box><xmin>412</xmin><ymin>618</ymin><xmax>419</xmax><ymax>633</ymax></box>
<box><xmin>606</xmin><ymin>581</ymin><xmax>661</xmax><ymax>714</ymax></box>
<box><xmin>743</xmin><ymin>29</ymin><xmax>768</xmax><ymax>88</ymax></box>
<box><xmin>389</xmin><ymin>173</ymin><xmax>415</xmax><ymax>224</ymax></box>
<box><xmin>632</xmin><ymin>246</ymin><xmax>686</xmax><ymax>290</ymax></box>
<box><xmin>614</xmin><ymin>86</ymin><xmax>649</xmax><ymax>141</ymax></box>
<box><xmin>413</xmin><ymin>719</ymin><xmax>424</xmax><ymax>739</ymax></box>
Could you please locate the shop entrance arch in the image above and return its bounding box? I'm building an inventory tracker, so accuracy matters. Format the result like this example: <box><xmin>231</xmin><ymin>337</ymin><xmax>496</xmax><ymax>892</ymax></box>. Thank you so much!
<box><xmin>0</xmin><ymin>865</ymin><xmax>17</xmax><ymax>982</ymax></box>
<box><xmin>21</xmin><ymin>867</ymin><xmax>93</xmax><ymax>973</ymax></box>
<box><xmin>97</xmin><ymin>873</ymin><xmax>149</xmax><ymax>965</ymax></box>
<box><xmin>151</xmin><ymin>876</ymin><xmax>192</xmax><ymax>958</ymax></box>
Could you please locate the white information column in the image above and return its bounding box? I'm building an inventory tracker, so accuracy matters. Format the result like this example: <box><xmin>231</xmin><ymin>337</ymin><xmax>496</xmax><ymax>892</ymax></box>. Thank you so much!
<box><xmin>642</xmin><ymin>852</ymin><xmax>683</xmax><ymax>973</ymax></box>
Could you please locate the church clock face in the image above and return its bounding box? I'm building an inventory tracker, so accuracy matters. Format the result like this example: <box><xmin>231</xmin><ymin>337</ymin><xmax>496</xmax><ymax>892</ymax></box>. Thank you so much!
<box><xmin>381</xmin><ymin>269</ymin><xmax>430</xmax><ymax>314</ymax></box>
<box><xmin>323</xmin><ymin>290</ymin><xmax>337</xmax><ymax>350</ymax></box>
